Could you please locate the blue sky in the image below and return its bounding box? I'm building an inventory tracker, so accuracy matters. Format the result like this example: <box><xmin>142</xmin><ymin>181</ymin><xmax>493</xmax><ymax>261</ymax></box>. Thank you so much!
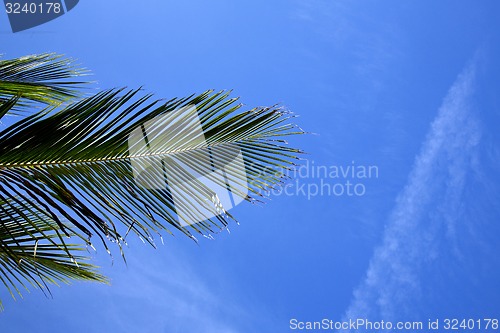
<box><xmin>1</xmin><ymin>1</ymin><xmax>500</xmax><ymax>332</ymax></box>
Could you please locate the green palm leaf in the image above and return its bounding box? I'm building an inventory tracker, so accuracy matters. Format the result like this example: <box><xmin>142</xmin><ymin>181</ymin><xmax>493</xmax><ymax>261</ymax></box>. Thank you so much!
<box><xmin>0</xmin><ymin>54</ymin><xmax>304</xmax><ymax>308</ymax></box>
<box><xmin>0</xmin><ymin>197</ymin><xmax>107</xmax><ymax>310</ymax></box>
<box><xmin>0</xmin><ymin>53</ymin><xmax>88</xmax><ymax>113</ymax></box>
<box><xmin>0</xmin><ymin>89</ymin><xmax>303</xmax><ymax>248</ymax></box>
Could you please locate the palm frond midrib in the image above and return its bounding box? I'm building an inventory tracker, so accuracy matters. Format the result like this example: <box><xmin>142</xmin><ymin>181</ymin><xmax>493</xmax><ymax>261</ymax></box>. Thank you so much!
<box><xmin>0</xmin><ymin>137</ymin><xmax>272</xmax><ymax>169</ymax></box>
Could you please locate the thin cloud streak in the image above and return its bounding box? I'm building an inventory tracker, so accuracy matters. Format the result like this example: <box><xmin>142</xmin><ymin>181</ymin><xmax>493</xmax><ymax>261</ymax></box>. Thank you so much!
<box><xmin>100</xmin><ymin>248</ymin><xmax>249</xmax><ymax>333</ymax></box>
<box><xmin>340</xmin><ymin>59</ymin><xmax>481</xmax><ymax>330</ymax></box>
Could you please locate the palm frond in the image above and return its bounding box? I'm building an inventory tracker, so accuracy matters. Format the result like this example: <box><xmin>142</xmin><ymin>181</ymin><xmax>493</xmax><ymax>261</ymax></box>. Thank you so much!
<box><xmin>0</xmin><ymin>53</ymin><xmax>89</xmax><ymax>114</ymax></box>
<box><xmin>0</xmin><ymin>197</ymin><xmax>107</xmax><ymax>311</ymax></box>
<box><xmin>0</xmin><ymin>89</ymin><xmax>304</xmax><ymax>255</ymax></box>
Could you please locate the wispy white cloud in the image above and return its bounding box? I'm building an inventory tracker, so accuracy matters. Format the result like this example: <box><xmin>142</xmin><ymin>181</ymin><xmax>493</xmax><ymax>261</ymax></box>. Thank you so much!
<box><xmin>340</xmin><ymin>59</ymin><xmax>481</xmax><ymax>329</ymax></box>
<box><xmin>91</xmin><ymin>245</ymin><xmax>256</xmax><ymax>333</ymax></box>
<box><xmin>289</xmin><ymin>0</ymin><xmax>405</xmax><ymax>82</ymax></box>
